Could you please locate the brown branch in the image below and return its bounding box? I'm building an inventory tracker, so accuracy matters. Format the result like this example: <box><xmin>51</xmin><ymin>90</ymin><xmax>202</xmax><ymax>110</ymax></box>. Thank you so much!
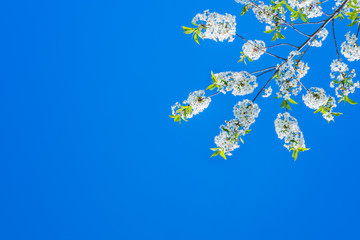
<box><xmin>332</xmin><ymin>19</ymin><xmax>340</xmax><ymax>60</ymax></box>
<box><xmin>252</xmin><ymin>0</ymin><xmax>351</xmax><ymax>103</ymax></box>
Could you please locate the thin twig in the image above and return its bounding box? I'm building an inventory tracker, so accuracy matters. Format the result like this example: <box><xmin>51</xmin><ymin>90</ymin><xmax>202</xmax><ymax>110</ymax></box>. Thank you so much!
<box><xmin>317</xmin><ymin>6</ymin><xmax>331</xmax><ymax>17</ymax></box>
<box><xmin>250</xmin><ymin>66</ymin><xmax>277</xmax><ymax>75</ymax></box>
<box><xmin>252</xmin><ymin>73</ymin><xmax>276</xmax><ymax>102</ymax></box>
<box><xmin>256</xmin><ymin>68</ymin><xmax>276</xmax><ymax>78</ymax></box>
<box><xmin>266</xmin><ymin>43</ymin><xmax>298</xmax><ymax>49</ymax></box>
<box><xmin>208</xmin><ymin>92</ymin><xmax>220</xmax><ymax>98</ymax></box>
<box><xmin>289</xmin><ymin>19</ymin><xmax>326</xmax><ymax>26</ymax></box>
<box><xmin>299</xmin><ymin>80</ymin><xmax>309</xmax><ymax>91</ymax></box>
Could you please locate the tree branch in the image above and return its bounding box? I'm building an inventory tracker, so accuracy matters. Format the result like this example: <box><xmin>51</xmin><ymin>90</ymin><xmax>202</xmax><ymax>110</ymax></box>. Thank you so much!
<box><xmin>332</xmin><ymin>19</ymin><xmax>340</xmax><ymax>60</ymax></box>
<box><xmin>252</xmin><ymin>0</ymin><xmax>351</xmax><ymax>103</ymax></box>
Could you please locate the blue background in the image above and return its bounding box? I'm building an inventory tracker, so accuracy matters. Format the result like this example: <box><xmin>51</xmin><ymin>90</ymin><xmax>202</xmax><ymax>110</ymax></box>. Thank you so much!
<box><xmin>0</xmin><ymin>0</ymin><xmax>359</xmax><ymax>239</ymax></box>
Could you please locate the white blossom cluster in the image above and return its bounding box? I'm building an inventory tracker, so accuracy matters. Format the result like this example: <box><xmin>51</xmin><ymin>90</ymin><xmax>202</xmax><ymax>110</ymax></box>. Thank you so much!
<box><xmin>214</xmin><ymin>100</ymin><xmax>260</xmax><ymax>155</ymax></box>
<box><xmin>262</xmin><ymin>86</ymin><xmax>272</xmax><ymax>97</ymax></box>
<box><xmin>341</xmin><ymin>32</ymin><xmax>360</xmax><ymax>62</ymax></box>
<box><xmin>214</xmin><ymin>119</ymin><xmax>243</xmax><ymax>155</ymax></box>
<box><xmin>275</xmin><ymin>112</ymin><xmax>306</xmax><ymax>151</ymax></box>
<box><xmin>288</xmin><ymin>0</ymin><xmax>323</xmax><ymax>19</ymax></box>
<box><xmin>171</xmin><ymin>90</ymin><xmax>211</xmax><ymax>120</ymax></box>
<box><xmin>242</xmin><ymin>40</ymin><xmax>266</xmax><ymax>60</ymax></box>
<box><xmin>192</xmin><ymin>10</ymin><xmax>236</xmax><ymax>42</ymax></box>
<box><xmin>215</xmin><ymin>71</ymin><xmax>258</xmax><ymax>96</ymax></box>
<box><xmin>233</xmin><ymin>99</ymin><xmax>261</xmax><ymax>129</ymax></box>
<box><xmin>275</xmin><ymin>51</ymin><xmax>309</xmax><ymax>99</ymax></box>
<box><xmin>321</xmin><ymin>97</ymin><xmax>338</xmax><ymax>122</ymax></box>
<box><xmin>309</xmin><ymin>28</ymin><xmax>328</xmax><ymax>47</ymax></box>
<box><xmin>302</xmin><ymin>87</ymin><xmax>328</xmax><ymax>109</ymax></box>
<box><xmin>235</xmin><ymin>0</ymin><xmax>285</xmax><ymax>29</ymax></box>
<box><xmin>330</xmin><ymin>59</ymin><xmax>359</xmax><ymax>98</ymax></box>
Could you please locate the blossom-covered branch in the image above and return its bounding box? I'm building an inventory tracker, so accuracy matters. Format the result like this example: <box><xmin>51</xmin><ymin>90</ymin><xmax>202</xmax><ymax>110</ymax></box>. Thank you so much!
<box><xmin>171</xmin><ymin>0</ymin><xmax>360</xmax><ymax>161</ymax></box>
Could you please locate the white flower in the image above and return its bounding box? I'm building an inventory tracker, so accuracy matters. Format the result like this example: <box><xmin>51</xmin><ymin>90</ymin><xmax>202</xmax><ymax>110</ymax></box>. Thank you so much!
<box><xmin>275</xmin><ymin>112</ymin><xmax>306</xmax><ymax>151</ymax></box>
<box><xmin>262</xmin><ymin>86</ymin><xmax>272</xmax><ymax>97</ymax></box>
<box><xmin>302</xmin><ymin>87</ymin><xmax>328</xmax><ymax>109</ymax></box>
<box><xmin>192</xmin><ymin>10</ymin><xmax>236</xmax><ymax>42</ymax></box>
<box><xmin>242</xmin><ymin>40</ymin><xmax>266</xmax><ymax>60</ymax></box>
<box><xmin>214</xmin><ymin>71</ymin><xmax>258</xmax><ymax>96</ymax></box>
<box><xmin>309</xmin><ymin>28</ymin><xmax>328</xmax><ymax>47</ymax></box>
<box><xmin>341</xmin><ymin>32</ymin><xmax>360</xmax><ymax>62</ymax></box>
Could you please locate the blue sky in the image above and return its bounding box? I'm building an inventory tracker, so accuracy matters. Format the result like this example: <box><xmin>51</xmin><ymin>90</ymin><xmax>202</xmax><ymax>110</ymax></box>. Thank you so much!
<box><xmin>0</xmin><ymin>0</ymin><xmax>359</xmax><ymax>239</ymax></box>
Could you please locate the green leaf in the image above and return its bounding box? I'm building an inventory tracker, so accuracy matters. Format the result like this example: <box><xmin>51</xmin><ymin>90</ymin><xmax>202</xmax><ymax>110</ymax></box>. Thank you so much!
<box><xmin>264</xmin><ymin>29</ymin><xmax>274</xmax><ymax>33</ymax></box>
<box><xmin>241</xmin><ymin>5</ymin><xmax>249</xmax><ymax>16</ymax></box>
<box><xmin>219</xmin><ymin>151</ymin><xmax>227</xmax><ymax>160</ymax></box>
<box><xmin>297</xmin><ymin>148</ymin><xmax>310</xmax><ymax>152</ymax></box>
<box><xmin>332</xmin><ymin>112</ymin><xmax>343</xmax><ymax>116</ymax></box>
<box><xmin>280</xmin><ymin>99</ymin><xmax>288</xmax><ymax>108</ymax></box>
<box><xmin>169</xmin><ymin>115</ymin><xmax>176</xmax><ymax>118</ymax></box>
<box><xmin>238</xmin><ymin>55</ymin><xmax>246</xmax><ymax>63</ymax></box>
<box><xmin>272</xmin><ymin>1</ymin><xmax>284</xmax><ymax>10</ymax></box>
<box><xmin>291</xmin><ymin>11</ymin><xmax>299</xmax><ymax>20</ymax></box>
<box><xmin>182</xmin><ymin>26</ymin><xmax>193</xmax><ymax>31</ymax></box>
<box><xmin>285</xmin><ymin>2</ymin><xmax>296</xmax><ymax>13</ymax></box>
<box><xmin>222</xmin><ymin>127</ymin><xmax>230</xmax><ymax>134</ymax></box>
<box><xmin>175</xmin><ymin>115</ymin><xmax>181</xmax><ymax>123</ymax></box>
<box><xmin>345</xmin><ymin>95</ymin><xmax>358</xmax><ymax>104</ymax></box>
<box><xmin>300</xmin><ymin>12</ymin><xmax>308</xmax><ymax>22</ymax></box>
<box><xmin>313</xmin><ymin>108</ymin><xmax>321</xmax><ymax>114</ymax></box>
<box><xmin>211</xmin><ymin>71</ymin><xmax>217</xmax><ymax>83</ymax></box>
<box><xmin>278</xmin><ymin>32</ymin><xmax>285</xmax><ymax>39</ymax></box>
<box><xmin>292</xmin><ymin>149</ymin><xmax>298</xmax><ymax>161</ymax></box>
<box><xmin>288</xmin><ymin>98</ymin><xmax>298</xmax><ymax>104</ymax></box>
<box><xmin>272</xmin><ymin>31</ymin><xmax>278</xmax><ymax>41</ymax></box>
<box><xmin>194</xmin><ymin>33</ymin><xmax>200</xmax><ymax>44</ymax></box>
<box><xmin>285</xmin><ymin>101</ymin><xmax>292</xmax><ymax>110</ymax></box>
<box><xmin>191</xmin><ymin>22</ymin><xmax>198</xmax><ymax>26</ymax></box>
<box><xmin>210</xmin><ymin>151</ymin><xmax>220</xmax><ymax>158</ymax></box>
<box><xmin>335</xmin><ymin>12</ymin><xmax>344</xmax><ymax>20</ymax></box>
<box><xmin>240</xmin><ymin>137</ymin><xmax>244</xmax><ymax>144</ymax></box>
<box><xmin>245</xmin><ymin>129</ymin><xmax>252</xmax><ymax>134</ymax></box>
<box><xmin>184</xmin><ymin>29</ymin><xmax>194</xmax><ymax>34</ymax></box>
<box><xmin>206</xmin><ymin>83</ymin><xmax>217</xmax><ymax>91</ymax></box>
<box><xmin>348</xmin><ymin>21</ymin><xmax>359</xmax><ymax>26</ymax></box>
